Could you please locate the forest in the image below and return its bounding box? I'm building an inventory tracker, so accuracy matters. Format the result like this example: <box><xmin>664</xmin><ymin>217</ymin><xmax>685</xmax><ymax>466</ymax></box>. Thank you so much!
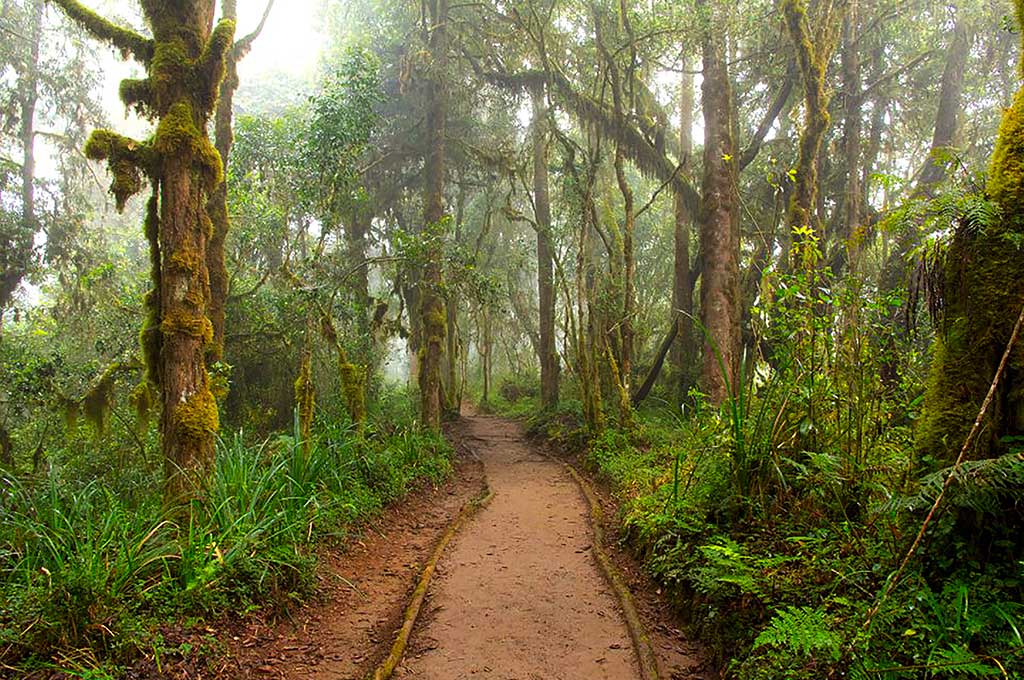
<box><xmin>1</xmin><ymin>0</ymin><xmax>1023</xmax><ymax>677</ymax></box>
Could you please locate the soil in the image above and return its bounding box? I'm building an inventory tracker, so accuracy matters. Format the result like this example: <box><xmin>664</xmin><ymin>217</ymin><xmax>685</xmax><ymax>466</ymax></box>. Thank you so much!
<box><xmin>206</xmin><ymin>430</ymin><xmax>487</xmax><ymax>679</ymax></box>
<box><xmin>202</xmin><ymin>414</ymin><xmax>710</xmax><ymax>680</ymax></box>
<box><xmin>396</xmin><ymin>414</ymin><xmax>638</xmax><ymax>679</ymax></box>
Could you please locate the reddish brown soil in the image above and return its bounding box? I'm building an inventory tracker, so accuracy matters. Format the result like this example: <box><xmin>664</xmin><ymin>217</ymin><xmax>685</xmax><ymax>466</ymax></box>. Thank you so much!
<box><xmin>208</xmin><ymin>434</ymin><xmax>486</xmax><ymax>679</ymax></box>
<box><xmin>396</xmin><ymin>415</ymin><xmax>639</xmax><ymax>679</ymax></box>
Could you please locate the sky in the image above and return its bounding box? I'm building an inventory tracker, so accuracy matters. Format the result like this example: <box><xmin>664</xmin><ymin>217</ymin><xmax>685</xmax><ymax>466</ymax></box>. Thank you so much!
<box><xmin>93</xmin><ymin>0</ymin><xmax>326</xmax><ymax>135</ymax></box>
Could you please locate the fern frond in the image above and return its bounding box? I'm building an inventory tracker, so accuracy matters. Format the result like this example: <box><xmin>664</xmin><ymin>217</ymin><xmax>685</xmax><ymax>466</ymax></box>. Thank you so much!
<box><xmin>753</xmin><ymin>605</ymin><xmax>842</xmax><ymax>661</ymax></box>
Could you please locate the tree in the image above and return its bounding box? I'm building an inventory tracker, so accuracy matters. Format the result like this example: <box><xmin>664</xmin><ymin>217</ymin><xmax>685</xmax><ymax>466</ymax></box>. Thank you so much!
<box><xmin>51</xmin><ymin>0</ymin><xmax>234</xmax><ymax>505</ymax></box>
<box><xmin>418</xmin><ymin>0</ymin><xmax>449</xmax><ymax>431</ymax></box>
<box><xmin>532</xmin><ymin>88</ymin><xmax>559</xmax><ymax>410</ymax></box>
<box><xmin>207</xmin><ymin>0</ymin><xmax>275</xmax><ymax>364</ymax></box>
<box><xmin>917</xmin><ymin>0</ymin><xmax>1024</xmax><ymax>466</ymax></box>
<box><xmin>698</xmin><ymin>1</ymin><xmax>740</xmax><ymax>406</ymax></box>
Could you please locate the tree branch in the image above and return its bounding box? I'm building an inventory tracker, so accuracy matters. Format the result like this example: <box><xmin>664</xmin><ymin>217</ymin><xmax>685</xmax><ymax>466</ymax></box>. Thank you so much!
<box><xmin>234</xmin><ymin>0</ymin><xmax>275</xmax><ymax>57</ymax></box>
<box><xmin>48</xmin><ymin>0</ymin><xmax>154</xmax><ymax>63</ymax></box>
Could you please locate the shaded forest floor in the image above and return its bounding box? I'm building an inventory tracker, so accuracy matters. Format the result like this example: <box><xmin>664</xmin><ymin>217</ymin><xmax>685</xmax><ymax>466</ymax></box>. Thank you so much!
<box><xmin>203</xmin><ymin>414</ymin><xmax>709</xmax><ymax>679</ymax></box>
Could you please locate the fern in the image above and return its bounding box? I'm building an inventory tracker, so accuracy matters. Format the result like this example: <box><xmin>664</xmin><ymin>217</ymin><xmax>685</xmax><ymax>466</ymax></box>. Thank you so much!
<box><xmin>892</xmin><ymin>452</ymin><xmax>1024</xmax><ymax>515</ymax></box>
<box><xmin>927</xmin><ymin>645</ymin><xmax>1003</xmax><ymax>678</ymax></box>
<box><xmin>754</xmin><ymin>606</ymin><xmax>842</xmax><ymax>662</ymax></box>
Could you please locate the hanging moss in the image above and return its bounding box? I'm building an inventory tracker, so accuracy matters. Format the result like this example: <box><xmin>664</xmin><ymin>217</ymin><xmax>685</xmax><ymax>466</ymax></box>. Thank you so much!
<box><xmin>84</xmin><ymin>129</ymin><xmax>154</xmax><ymax>212</ymax></box>
<box><xmin>130</xmin><ymin>381</ymin><xmax>155</xmax><ymax>434</ymax></box>
<box><xmin>174</xmin><ymin>388</ymin><xmax>219</xmax><ymax>444</ymax></box>
<box><xmin>119</xmin><ymin>78</ymin><xmax>154</xmax><ymax>117</ymax></box>
<box><xmin>83</xmin><ymin>367</ymin><xmax>118</xmax><ymax>436</ymax></box>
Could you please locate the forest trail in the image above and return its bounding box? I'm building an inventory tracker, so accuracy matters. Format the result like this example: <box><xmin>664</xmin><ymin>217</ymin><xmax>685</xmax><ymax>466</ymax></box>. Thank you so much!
<box><xmin>395</xmin><ymin>414</ymin><xmax>640</xmax><ymax>679</ymax></box>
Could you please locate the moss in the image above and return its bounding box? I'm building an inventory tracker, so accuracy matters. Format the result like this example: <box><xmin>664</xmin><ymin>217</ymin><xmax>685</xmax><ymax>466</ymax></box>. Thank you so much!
<box><xmin>84</xmin><ymin>129</ymin><xmax>153</xmax><ymax>212</ymax></box>
<box><xmin>169</xmin><ymin>248</ymin><xmax>201</xmax><ymax>274</ymax></box>
<box><xmin>295</xmin><ymin>354</ymin><xmax>315</xmax><ymax>455</ymax></box>
<box><xmin>174</xmin><ymin>388</ymin><xmax>219</xmax><ymax>444</ymax></box>
<box><xmin>83</xmin><ymin>366</ymin><xmax>118</xmax><ymax>435</ymax></box>
<box><xmin>918</xmin><ymin>36</ymin><xmax>1024</xmax><ymax>464</ymax></box>
<box><xmin>50</xmin><ymin>0</ymin><xmax>154</xmax><ymax>63</ymax></box>
<box><xmin>150</xmin><ymin>37</ymin><xmax>190</xmax><ymax>105</ymax></box>
<box><xmin>340</xmin><ymin>362</ymin><xmax>367</xmax><ymax>426</ymax></box>
<box><xmin>119</xmin><ymin>78</ymin><xmax>154</xmax><ymax>117</ymax></box>
<box><xmin>153</xmin><ymin>102</ymin><xmax>224</xmax><ymax>191</ymax></box>
<box><xmin>131</xmin><ymin>381</ymin><xmax>155</xmax><ymax>433</ymax></box>
<box><xmin>160</xmin><ymin>309</ymin><xmax>214</xmax><ymax>344</ymax></box>
<box><xmin>988</xmin><ymin>89</ymin><xmax>1024</xmax><ymax>212</ymax></box>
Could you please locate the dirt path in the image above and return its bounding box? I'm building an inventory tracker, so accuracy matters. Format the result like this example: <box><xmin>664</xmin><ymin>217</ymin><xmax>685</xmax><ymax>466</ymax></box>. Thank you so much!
<box><xmin>395</xmin><ymin>415</ymin><xmax>640</xmax><ymax>679</ymax></box>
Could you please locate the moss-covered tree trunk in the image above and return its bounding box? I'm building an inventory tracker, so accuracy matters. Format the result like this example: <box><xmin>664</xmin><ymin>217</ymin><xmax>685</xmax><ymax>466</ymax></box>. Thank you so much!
<box><xmin>918</xmin><ymin>1</ymin><xmax>1024</xmax><ymax>465</ymax></box>
<box><xmin>52</xmin><ymin>0</ymin><xmax>234</xmax><ymax>506</ymax></box>
<box><xmin>532</xmin><ymin>89</ymin><xmax>560</xmax><ymax>411</ymax></box>
<box><xmin>699</xmin><ymin>13</ymin><xmax>740</xmax><ymax>406</ymax></box>
<box><xmin>207</xmin><ymin>0</ymin><xmax>273</xmax><ymax>364</ymax></box>
<box><xmin>418</xmin><ymin>0</ymin><xmax>448</xmax><ymax>432</ymax></box>
<box><xmin>781</xmin><ymin>0</ymin><xmax>840</xmax><ymax>257</ymax></box>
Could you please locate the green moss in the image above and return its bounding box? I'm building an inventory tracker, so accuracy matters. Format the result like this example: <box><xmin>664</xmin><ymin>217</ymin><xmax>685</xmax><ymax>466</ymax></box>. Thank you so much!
<box><xmin>988</xmin><ymin>89</ymin><xmax>1024</xmax><ymax>212</ymax></box>
<box><xmin>83</xmin><ymin>365</ymin><xmax>118</xmax><ymax>435</ymax></box>
<box><xmin>174</xmin><ymin>388</ymin><xmax>219</xmax><ymax>443</ymax></box>
<box><xmin>131</xmin><ymin>381</ymin><xmax>155</xmax><ymax>433</ymax></box>
<box><xmin>160</xmin><ymin>309</ymin><xmax>214</xmax><ymax>345</ymax></box>
<box><xmin>84</xmin><ymin>129</ymin><xmax>152</xmax><ymax>211</ymax></box>
<box><xmin>153</xmin><ymin>102</ymin><xmax>224</xmax><ymax>191</ymax></box>
<box><xmin>119</xmin><ymin>78</ymin><xmax>154</xmax><ymax>117</ymax></box>
<box><xmin>340</xmin><ymin>362</ymin><xmax>367</xmax><ymax>426</ymax></box>
<box><xmin>919</xmin><ymin>50</ymin><xmax>1024</xmax><ymax>464</ymax></box>
<box><xmin>295</xmin><ymin>354</ymin><xmax>315</xmax><ymax>454</ymax></box>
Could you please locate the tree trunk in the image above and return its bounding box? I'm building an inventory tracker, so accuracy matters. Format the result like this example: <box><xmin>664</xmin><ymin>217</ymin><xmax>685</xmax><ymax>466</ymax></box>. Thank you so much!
<box><xmin>699</xmin><ymin>17</ymin><xmax>741</xmax><ymax>406</ymax></box>
<box><xmin>671</xmin><ymin>55</ymin><xmax>696</xmax><ymax>400</ymax></box>
<box><xmin>831</xmin><ymin>1</ymin><xmax>862</xmax><ymax>274</ymax></box>
<box><xmin>610</xmin><ymin>143</ymin><xmax>634</xmax><ymax>426</ymax></box>
<box><xmin>918</xmin><ymin>8</ymin><xmax>1024</xmax><ymax>466</ymax></box>
<box><xmin>532</xmin><ymin>89</ymin><xmax>560</xmax><ymax>410</ymax></box>
<box><xmin>782</xmin><ymin>0</ymin><xmax>840</xmax><ymax>259</ymax></box>
<box><xmin>418</xmin><ymin>0</ymin><xmax>448</xmax><ymax>432</ymax></box>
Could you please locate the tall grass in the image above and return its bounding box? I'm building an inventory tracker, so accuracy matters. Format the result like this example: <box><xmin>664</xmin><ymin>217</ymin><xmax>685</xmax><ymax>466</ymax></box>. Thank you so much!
<box><xmin>0</xmin><ymin>416</ymin><xmax>452</xmax><ymax>671</ymax></box>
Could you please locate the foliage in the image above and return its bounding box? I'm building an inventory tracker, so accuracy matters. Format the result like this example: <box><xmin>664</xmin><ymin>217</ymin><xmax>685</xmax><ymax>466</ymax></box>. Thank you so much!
<box><xmin>0</xmin><ymin>409</ymin><xmax>451</xmax><ymax>674</ymax></box>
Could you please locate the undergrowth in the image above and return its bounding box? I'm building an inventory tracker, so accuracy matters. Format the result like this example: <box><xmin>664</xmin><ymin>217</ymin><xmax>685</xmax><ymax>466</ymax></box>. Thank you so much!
<box><xmin>0</xmin><ymin>407</ymin><xmax>452</xmax><ymax>676</ymax></box>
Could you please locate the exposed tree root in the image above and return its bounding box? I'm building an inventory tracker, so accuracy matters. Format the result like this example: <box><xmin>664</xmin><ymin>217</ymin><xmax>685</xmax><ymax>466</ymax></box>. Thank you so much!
<box><xmin>368</xmin><ymin>485</ymin><xmax>494</xmax><ymax>680</ymax></box>
<box><xmin>562</xmin><ymin>462</ymin><xmax>662</xmax><ymax>680</ymax></box>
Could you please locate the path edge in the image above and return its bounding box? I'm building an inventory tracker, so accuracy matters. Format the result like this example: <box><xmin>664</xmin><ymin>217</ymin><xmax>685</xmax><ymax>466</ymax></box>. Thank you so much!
<box><xmin>367</xmin><ymin>485</ymin><xmax>493</xmax><ymax>680</ymax></box>
<box><xmin>563</xmin><ymin>461</ymin><xmax>662</xmax><ymax>680</ymax></box>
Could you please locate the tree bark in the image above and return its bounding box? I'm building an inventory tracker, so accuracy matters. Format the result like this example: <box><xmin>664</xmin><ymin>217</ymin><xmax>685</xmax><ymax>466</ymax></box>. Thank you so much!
<box><xmin>699</xmin><ymin>17</ymin><xmax>741</xmax><ymax>406</ymax></box>
<box><xmin>207</xmin><ymin>0</ymin><xmax>273</xmax><ymax>363</ymax></box>
<box><xmin>418</xmin><ymin>0</ymin><xmax>448</xmax><ymax>432</ymax></box>
<box><xmin>532</xmin><ymin>89</ymin><xmax>559</xmax><ymax>410</ymax></box>
<box><xmin>782</xmin><ymin>0</ymin><xmax>841</xmax><ymax>259</ymax></box>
